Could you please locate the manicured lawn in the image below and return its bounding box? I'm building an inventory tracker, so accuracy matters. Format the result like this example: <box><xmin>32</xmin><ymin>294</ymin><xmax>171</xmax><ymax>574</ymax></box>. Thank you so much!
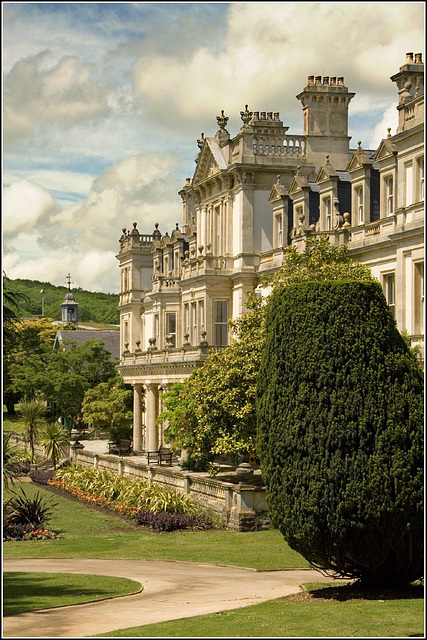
<box><xmin>95</xmin><ymin>583</ymin><xmax>424</xmax><ymax>638</ymax></box>
<box><xmin>4</xmin><ymin>482</ymin><xmax>308</xmax><ymax>570</ymax></box>
<box><xmin>3</xmin><ymin>572</ymin><xmax>141</xmax><ymax>615</ymax></box>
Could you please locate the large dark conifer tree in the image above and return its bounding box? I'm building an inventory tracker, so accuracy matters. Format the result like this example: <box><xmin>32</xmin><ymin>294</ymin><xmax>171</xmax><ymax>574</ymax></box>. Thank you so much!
<box><xmin>256</xmin><ymin>280</ymin><xmax>423</xmax><ymax>587</ymax></box>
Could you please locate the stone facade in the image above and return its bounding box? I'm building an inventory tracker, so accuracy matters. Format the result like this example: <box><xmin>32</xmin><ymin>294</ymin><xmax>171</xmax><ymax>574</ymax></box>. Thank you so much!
<box><xmin>117</xmin><ymin>53</ymin><xmax>424</xmax><ymax>454</ymax></box>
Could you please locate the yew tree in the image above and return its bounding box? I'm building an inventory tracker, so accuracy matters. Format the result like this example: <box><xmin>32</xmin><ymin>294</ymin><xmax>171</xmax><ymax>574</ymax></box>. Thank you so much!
<box><xmin>256</xmin><ymin>279</ymin><xmax>424</xmax><ymax>587</ymax></box>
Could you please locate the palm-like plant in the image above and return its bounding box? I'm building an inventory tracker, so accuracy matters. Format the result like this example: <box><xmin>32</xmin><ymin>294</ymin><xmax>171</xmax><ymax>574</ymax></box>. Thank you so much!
<box><xmin>39</xmin><ymin>422</ymin><xmax>69</xmax><ymax>469</ymax></box>
<box><xmin>15</xmin><ymin>399</ymin><xmax>46</xmax><ymax>463</ymax></box>
<box><xmin>3</xmin><ymin>433</ymin><xmax>19</xmax><ymax>488</ymax></box>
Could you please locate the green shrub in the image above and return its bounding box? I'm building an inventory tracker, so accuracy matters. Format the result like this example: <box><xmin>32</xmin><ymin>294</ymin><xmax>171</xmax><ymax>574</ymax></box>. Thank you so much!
<box><xmin>6</xmin><ymin>486</ymin><xmax>57</xmax><ymax>529</ymax></box>
<box><xmin>256</xmin><ymin>280</ymin><xmax>424</xmax><ymax>588</ymax></box>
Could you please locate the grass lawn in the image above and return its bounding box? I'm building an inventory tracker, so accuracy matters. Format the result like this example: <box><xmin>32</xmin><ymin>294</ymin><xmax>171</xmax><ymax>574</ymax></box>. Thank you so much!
<box><xmin>4</xmin><ymin>482</ymin><xmax>307</xmax><ymax>570</ymax></box>
<box><xmin>3</xmin><ymin>572</ymin><xmax>141</xmax><ymax>615</ymax></box>
<box><xmin>95</xmin><ymin>583</ymin><xmax>424</xmax><ymax>638</ymax></box>
<box><xmin>3</xmin><ymin>412</ymin><xmax>26</xmax><ymax>433</ymax></box>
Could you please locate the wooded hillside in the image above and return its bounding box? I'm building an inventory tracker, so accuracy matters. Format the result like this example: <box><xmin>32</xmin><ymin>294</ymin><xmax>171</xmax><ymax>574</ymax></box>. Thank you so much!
<box><xmin>4</xmin><ymin>278</ymin><xmax>119</xmax><ymax>325</ymax></box>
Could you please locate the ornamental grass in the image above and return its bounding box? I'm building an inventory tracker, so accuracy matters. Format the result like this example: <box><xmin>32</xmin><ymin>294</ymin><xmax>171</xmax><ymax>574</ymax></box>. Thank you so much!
<box><xmin>52</xmin><ymin>465</ymin><xmax>199</xmax><ymax>516</ymax></box>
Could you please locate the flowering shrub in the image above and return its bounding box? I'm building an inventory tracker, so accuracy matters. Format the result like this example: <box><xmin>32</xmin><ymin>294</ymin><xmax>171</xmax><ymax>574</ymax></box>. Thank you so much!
<box><xmin>23</xmin><ymin>528</ymin><xmax>60</xmax><ymax>540</ymax></box>
<box><xmin>30</xmin><ymin>469</ymin><xmax>55</xmax><ymax>485</ymax></box>
<box><xmin>52</xmin><ymin>465</ymin><xmax>199</xmax><ymax>516</ymax></box>
<box><xmin>135</xmin><ymin>510</ymin><xmax>213</xmax><ymax>531</ymax></box>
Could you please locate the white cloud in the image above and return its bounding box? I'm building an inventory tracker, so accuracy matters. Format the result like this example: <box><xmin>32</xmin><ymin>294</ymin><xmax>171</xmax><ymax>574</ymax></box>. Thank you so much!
<box><xmin>3</xmin><ymin>180</ymin><xmax>61</xmax><ymax>236</ymax></box>
<box><xmin>3</xmin><ymin>152</ymin><xmax>185</xmax><ymax>292</ymax></box>
<box><xmin>369</xmin><ymin>102</ymin><xmax>400</xmax><ymax>149</ymax></box>
<box><xmin>3</xmin><ymin>51</ymin><xmax>114</xmax><ymax>145</ymax></box>
<box><xmin>131</xmin><ymin>3</ymin><xmax>424</xmax><ymax>136</ymax></box>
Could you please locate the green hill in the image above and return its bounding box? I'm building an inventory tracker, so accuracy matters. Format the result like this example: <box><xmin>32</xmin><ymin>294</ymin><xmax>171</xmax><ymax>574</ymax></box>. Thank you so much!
<box><xmin>4</xmin><ymin>278</ymin><xmax>120</xmax><ymax>325</ymax></box>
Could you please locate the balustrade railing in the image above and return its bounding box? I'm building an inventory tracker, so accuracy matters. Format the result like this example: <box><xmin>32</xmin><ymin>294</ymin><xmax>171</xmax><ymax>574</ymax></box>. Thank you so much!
<box><xmin>253</xmin><ymin>135</ymin><xmax>306</xmax><ymax>157</ymax></box>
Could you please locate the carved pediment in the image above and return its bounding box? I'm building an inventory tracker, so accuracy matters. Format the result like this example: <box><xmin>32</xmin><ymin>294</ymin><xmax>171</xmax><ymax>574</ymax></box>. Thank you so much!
<box><xmin>268</xmin><ymin>182</ymin><xmax>288</xmax><ymax>202</ymax></box>
<box><xmin>193</xmin><ymin>139</ymin><xmax>225</xmax><ymax>185</ymax></box>
<box><xmin>289</xmin><ymin>171</ymin><xmax>309</xmax><ymax>195</ymax></box>
<box><xmin>373</xmin><ymin>138</ymin><xmax>398</xmax><ymax>162</ymax></box>
<box><xmin>346</xmin><ymin>147</ymin><xmax>373</xmax><ymax>173</ymax></box>
<box><xmin>316</xmin><ymin>156</ymin><xmax>338</xmax><ymax>184</ymax></box>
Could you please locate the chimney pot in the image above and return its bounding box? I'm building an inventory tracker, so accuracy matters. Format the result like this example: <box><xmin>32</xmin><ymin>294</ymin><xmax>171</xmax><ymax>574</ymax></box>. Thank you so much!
<box><xmin>330</xmin><ymin>77</ymin><xmax>337</xmax><ymax>86</ymax></box>
<box><xmin>186</xmin><ymin>178</ymin><xmax>191</xmax><ymax>185</ymax></box>
<box><xmin>315</xmin><ymin>75</ymin><xmax>322</xmax><ymax>84</ymax></box>
<box><xmin>253</xmin><ymin>111</ymin><xmax>259</xmax><ymax>120</ymax></box>
<box><xmin>267</xmin><ymin>111</ymin><xmax>272</xmax><ymax>119</ymax></box>
<box><xmin>323</xmin><ymin>76</ymin><xmax>329</xmax><ymax>85</ymax></box>
<box><xmin>274</xmin><ymin>112</ymin><xmax>280</xmax><ymax>120</ymax></box>
<box><xmin>260</xmin><ymin>111</ymin><xmax>266</xmax><ymax>120</ymax></box>
<box><xmin>405</xmin><ymin>52</ymin><xmax>414</xmax><ymax>63</ymax></box>
<box><xmin>308</xmin><ymin>75</ymin><xmax>314</xmax><ymax>85</ymax></box>
<box><xmin>414</xmin><ymin>53</ymin><xmax>423</xmax><ymax>64</ymax></box>
<box><xmin>337</xmin><ymin>77</ymin><xmax>344</xmax><ymax>86</ymax></box>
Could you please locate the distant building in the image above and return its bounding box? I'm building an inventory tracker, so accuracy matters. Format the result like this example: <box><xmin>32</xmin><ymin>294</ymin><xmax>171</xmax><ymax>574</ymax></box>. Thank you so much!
<box><xmin>53</xmin><ymin>330</ymin><xmax>120</xmax><ymax>362</ymax></box>
<box><xmin>117</xmin><ymin>52</ymin><xmax>424</xmax><ymax>454</ymax></box>
<box><xmin>61</xmin><ymin>274</ymin><xmax>79</xmax><ymax>326</ymax></box>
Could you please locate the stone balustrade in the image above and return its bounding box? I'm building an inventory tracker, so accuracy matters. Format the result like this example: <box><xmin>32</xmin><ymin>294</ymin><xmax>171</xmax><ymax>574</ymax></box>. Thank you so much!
<box><xmin>253</xmin><ymin>135</ymin><xmax>306</xmax><ymax>157</ymax></box>
<box><xmin>71</xmin><ymin>449</ymin><xmax>270</xmax><ymax>531</ymax></box>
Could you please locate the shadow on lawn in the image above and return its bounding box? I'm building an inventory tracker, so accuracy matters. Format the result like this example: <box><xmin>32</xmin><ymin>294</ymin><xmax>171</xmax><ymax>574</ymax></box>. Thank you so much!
<box><xmin>3</xmin><ymin>572</ymin><xmax>119</xmax><ymax>615</ymax></box>
<box><xmin>307</xmin><ymin>582</ymin><xmax>424</xmax><ymax>602</ymax></box>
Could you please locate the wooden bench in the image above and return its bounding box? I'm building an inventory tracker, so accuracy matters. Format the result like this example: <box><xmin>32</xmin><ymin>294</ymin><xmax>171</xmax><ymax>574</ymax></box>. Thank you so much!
<box><xmin>147</xmin><ymin>447</ymin><xmax>173</xmax><ymax>466</ymax></box>
<box><xmin>108</xmin><ymin>439</ymin><xmax>133</xmax><ymax>456</ymax></box>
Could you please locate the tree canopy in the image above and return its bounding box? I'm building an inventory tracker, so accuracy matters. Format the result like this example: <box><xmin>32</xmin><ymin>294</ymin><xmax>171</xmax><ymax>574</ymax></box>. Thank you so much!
<box><xmin>160</xmin><ymin>237</ymin><xmax>375</xmax><ymax>468</ymax></box>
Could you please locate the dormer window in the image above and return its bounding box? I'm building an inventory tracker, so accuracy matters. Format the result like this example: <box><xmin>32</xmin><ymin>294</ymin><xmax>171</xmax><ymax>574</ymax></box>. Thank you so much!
<box><xmin>276</xmin><ymin>214</ymin><xmax>283</xmax><ymax>247</ymax></box>
<box><xmin>356</xmin><ymin>187</ymin><xmax>364</xmax><ymax>224</ymax></box>
<box><xmin>386</xmin><ymin>176</ymin><xmax>394</xmax><ymax>216</ymax></box>
<box><xmin>324</xmin><ymin>197</ymin><xmax>332</xmax><ymax>230</ymax></box>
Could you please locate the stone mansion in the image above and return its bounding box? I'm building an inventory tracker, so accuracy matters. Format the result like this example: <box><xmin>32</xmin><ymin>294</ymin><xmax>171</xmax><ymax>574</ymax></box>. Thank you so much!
<box><xmin>117</xmin><ymin>52</ymin><xmax>424</xmax><ymax>454</ymax></box>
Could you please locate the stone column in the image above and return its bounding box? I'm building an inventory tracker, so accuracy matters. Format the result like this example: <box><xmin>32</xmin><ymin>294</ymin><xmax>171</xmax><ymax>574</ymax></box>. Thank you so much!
<box><xmin>159</xmin><ymin>384</ymin><xmax>170</xmax><ymax>446</ymax></box>
<box><xmin>132</xmin><ymin>383</ymin><xmax>143</xmax><ymax>453</ymax></box>
<box><xmin>145</xmin><ymin>383</ymin><xmax>159</xmax><ymax>452</ymax></box>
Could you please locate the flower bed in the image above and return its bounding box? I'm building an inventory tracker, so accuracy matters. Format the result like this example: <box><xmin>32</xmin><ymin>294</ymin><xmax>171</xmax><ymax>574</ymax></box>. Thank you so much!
<box><xmin>48</xmin><ymin>465</ymin><xmax>216</xmax><ymax>530</ymax></box>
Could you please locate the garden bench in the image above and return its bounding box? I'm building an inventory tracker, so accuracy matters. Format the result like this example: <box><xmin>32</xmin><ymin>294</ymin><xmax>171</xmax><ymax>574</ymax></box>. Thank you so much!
<box><xmin>147</xmin><ymin>447</ymin><xmax>173</xmax><ymax>466</ymax></box>
<box><xmin>108</xmin><ymin>439</ymin><xmax>133</xmax><ymax>456</ymax></box>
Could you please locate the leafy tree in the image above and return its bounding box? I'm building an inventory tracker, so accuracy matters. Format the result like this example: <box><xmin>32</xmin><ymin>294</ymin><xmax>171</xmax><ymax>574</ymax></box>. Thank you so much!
<box><xmin>159</xmin><ymin>237</ymin><xmax>374</xmax><ymax>468</ymax></box>
<box><xmin>15</xmin><ymin>400</ymin><xmax>46</xmax><ymax>463</ymax></box>
<box><xmin>81</xmin><ymin>375</ymin><xmax>133</xmax><ymax>442</ymax></box>
<box><xmin>256</xmin><ymin>279</ymin><xmax>424</xmax><ymax>588</ymax></box>
<box><xmin>3</xmin><ymin>279</ymin><xmax>30</xmax><ymax>413</ymax></box>
<box><xmin>10</xmin><ymin>339</ymin><xmax>117</xmax><ymax>430</ymax></box>
<box><xmin>39</xmin><ymin>422</ymin><xmax>69</xmax><ymax>469</ymax></box>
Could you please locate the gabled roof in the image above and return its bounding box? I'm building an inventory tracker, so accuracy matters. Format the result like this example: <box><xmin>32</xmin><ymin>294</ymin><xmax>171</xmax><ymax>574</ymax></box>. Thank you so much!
<box><xmin>374</xmin><ymin>138</ymin><xmax>398</xmax><ymax>162</ymax></box>
<box><xmin>316</xmin><ymin>156</ymin><xmax>339</xmax><ymax>183</ymax></box>
<box><xmin>268</xmin><ymin>181</ymin><xmax>289</xmax><ymax>203</ymax></box>
<box><xmin>288</xmin><ymin>169</ymin><xmax>310</xmax><ymax>195</ymax></box>
<box><xmin>193</xmin><ymin>138</ymin><xmax>228</xmax><ymax>184</ymax></box>
<box><xmin>53</xmin><ymin>330</ymin><xmax>120</xmax><ymax>361</ymax></box>
<box><xmin>346</xmin><ymin>144</ymin><xmax>376</xmax><ymax>172</ymax></box>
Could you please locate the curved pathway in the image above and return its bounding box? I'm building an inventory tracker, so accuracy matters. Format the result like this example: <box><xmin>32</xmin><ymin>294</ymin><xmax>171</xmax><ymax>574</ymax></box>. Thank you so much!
<box><xmin>3</xmin><ymin>558</ymin><xmax>332</xmax><ymax>637</ymax></box>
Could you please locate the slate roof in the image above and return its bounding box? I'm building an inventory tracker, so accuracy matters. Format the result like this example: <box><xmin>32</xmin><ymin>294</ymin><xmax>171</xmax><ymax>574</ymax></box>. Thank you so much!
<box><xmin>54</xmin><ymin>330</ymin><xmax>120</xmax><ymax>361</ymax></box>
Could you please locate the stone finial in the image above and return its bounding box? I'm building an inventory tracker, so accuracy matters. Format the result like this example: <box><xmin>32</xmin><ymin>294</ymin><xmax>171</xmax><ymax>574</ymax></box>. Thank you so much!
<box><xmin>216</xmin><ymin>110</ymin><xmax>229</xmax><ymax>130</ymax></box>
<box><xmin>277</xmin><ymin>175</ymin><xmax>281</xmax><ymax>184</ymax></box>
<box><xmin>326</xmin><ymin>154</ymin><xmax>330</xmax><ymax>164</ymax></box>
<box><xmin>122</xmin><ymin>227</ymin><xmax>126</xmax><ymax>234</ymax></box>
<box><xmin>357</xmin><ymin>141</ymin><xmax>362</xmax><ymax>151</ymax></box>
<box><xmin>197</xmin><ymin>133</ymin><xmax>205</xmax><ymax>150</ymax></box>
<box><xmin>183</xmin><ymin>332</ymin><xmax>190</xmax><ymax>346</ymax></box>
<box><xmin>130</xmin><ymin>222</ymin><xmax>139</xmax><ymax>236</ymax></box>
<box><xmin>342</xmin><ymin>212</ymin><xmax>351</xmax><ymax>228</ymax></box>
<box><xmin>387</xmin><ymin>128</ymin><xmax>392</xmax><ymax>138</ymax></box>
<box><xmin>240</xmin><ymin>104</ymin><xmax>253</xmax><ymax>125</ymax></box>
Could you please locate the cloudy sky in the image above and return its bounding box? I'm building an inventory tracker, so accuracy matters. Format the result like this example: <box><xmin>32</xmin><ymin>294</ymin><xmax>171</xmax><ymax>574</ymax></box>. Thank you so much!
<box><xmin>3</xmin><ymin>2</ymin><xmax>425</xmax><ymax>293</ymax></box>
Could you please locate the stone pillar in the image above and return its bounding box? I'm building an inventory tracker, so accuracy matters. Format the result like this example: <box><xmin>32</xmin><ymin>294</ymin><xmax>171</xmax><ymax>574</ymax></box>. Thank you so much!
<box><xmin>132</xmin><ymin>383</ymin><xmax>143</xmax><ymax>453</ymax></box>
<box><xmin>145</xmin><ymin>383</ymin><xmax>159</xmax><ymax>452</ymax></box>
<box><xmin>159</xmin><ymin>383</ymin><xmax>170</xmax><ymax>446</ymax></box>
